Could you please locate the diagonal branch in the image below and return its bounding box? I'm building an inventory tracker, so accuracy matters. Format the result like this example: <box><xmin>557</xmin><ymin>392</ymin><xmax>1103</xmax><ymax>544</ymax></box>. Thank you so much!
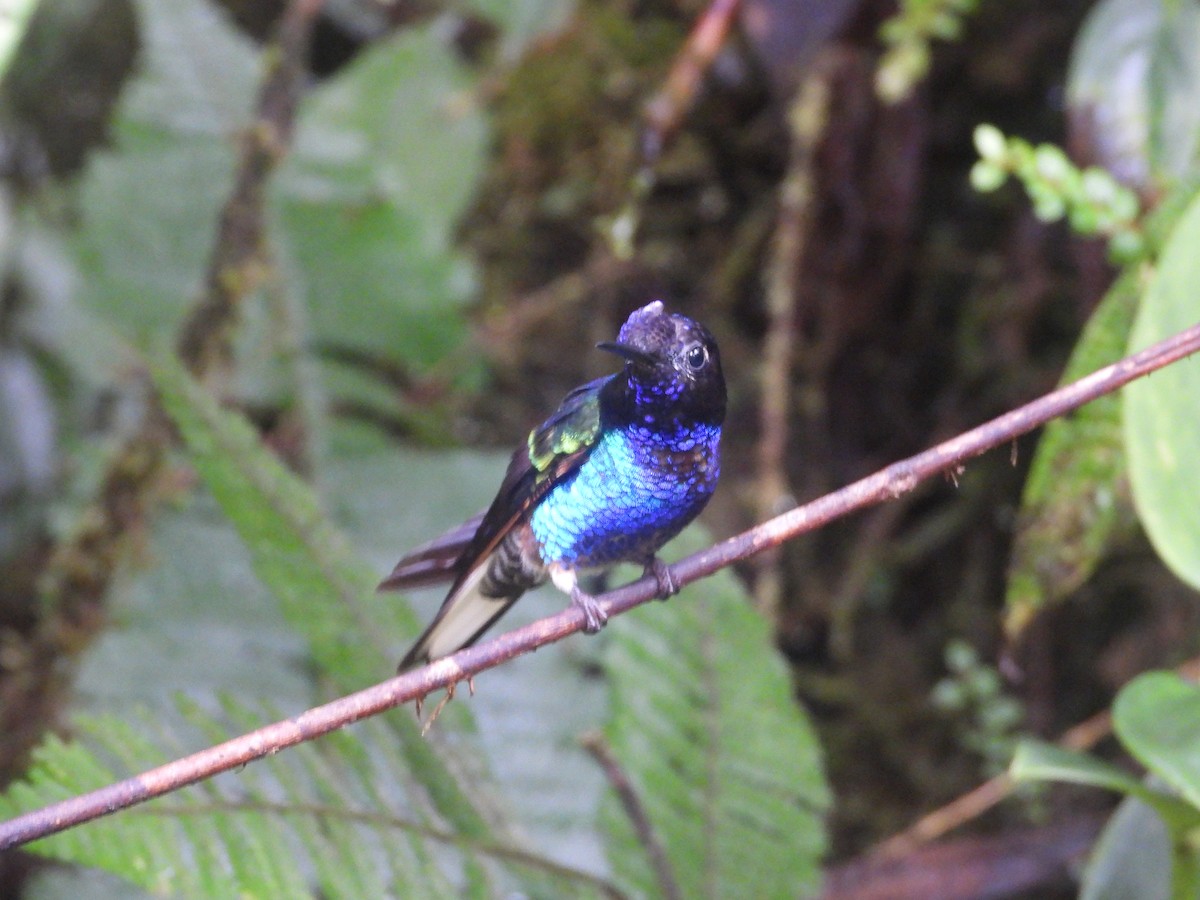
<box><xmin>2</xmin><ymin>320</ymin><xmax>1199</xmax><ymax>850</ymax></box>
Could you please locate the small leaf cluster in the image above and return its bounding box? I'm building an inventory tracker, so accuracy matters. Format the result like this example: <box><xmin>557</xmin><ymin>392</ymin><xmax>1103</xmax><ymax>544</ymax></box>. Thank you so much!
<box><xmin>876</xmin><ymin>0</ymin><xmax>980</xmax><ymax>103</ymax></box>
<box><xmin>971</xmin><ymin>123</ymin><xmax>1144</xmax><ymax>261</ymax></box>
<box><xmin>931</xmin><ymin>639</ymin><xmax>1025</xmax><ymax>775</ymax></box>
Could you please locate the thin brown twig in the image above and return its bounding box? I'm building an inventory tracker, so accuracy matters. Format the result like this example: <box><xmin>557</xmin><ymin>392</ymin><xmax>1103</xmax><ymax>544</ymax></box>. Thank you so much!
<box><xmin>871</xmin><ymin>773</ymin><xmax>1018</xmax><ymax>861</ymax></box>
<box><xmin>581</xmin><ymin>732</ymin><xmax>682</xmax><ymax>900</ymax></box>
<box><xmin>1</xmin><ymin>320</ymin><xmax>1199</xmax><ymax>850</ymax></box>
<box><xmin>640</xmin><ymin>0</ymin><xmax>743</xmax><ymax>165</ymax></box>
<box><xmin>614</xmin><ymin>0</ymin><xmax>744</xmax><ymax>258</ymax></box>
<box><xmin>755</xmin><ymin>61</ymin><xmax>831</xmax><ymax>621</ymax></box>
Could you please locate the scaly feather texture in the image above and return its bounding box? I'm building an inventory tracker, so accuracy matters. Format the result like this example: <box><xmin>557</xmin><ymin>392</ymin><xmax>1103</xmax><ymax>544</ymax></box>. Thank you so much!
<box><xmin>381</xmin><ymin>300</ymin><xmax>726</xmax><ymax>671</ymax></box>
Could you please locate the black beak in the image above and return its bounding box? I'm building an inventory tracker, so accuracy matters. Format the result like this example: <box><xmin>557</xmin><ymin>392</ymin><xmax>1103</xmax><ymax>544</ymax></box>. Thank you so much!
<box><xmin>597</xmin><ymin>341</ymin><xmax>655</xmax><ymax>367</ymax></box>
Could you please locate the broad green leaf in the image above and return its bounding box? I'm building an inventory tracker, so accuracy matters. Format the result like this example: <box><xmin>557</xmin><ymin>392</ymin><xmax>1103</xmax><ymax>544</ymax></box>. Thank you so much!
<box><xmin>1</xmin><ymin>714</ymin><xmax>311</xmax><ymax>897</ymax></box>
<box><xmin>1068</xmin><ymin>0</ymin><xmax>1200</xmax><ymax>187</ymax></box>
<box><xmin>601</xmin><ymin>528</ymin><xmax>829</xmax><ymax>900</ymax></box>
<box><xmin>117</xmin><ymin>0</ymin><xmax>257</xmax><ymax>139</ymax></box>
<box><xmin>65</xmin><ymin>1</ymin><xmax>485</xmax><ymax>408</ymax></box>
<box><xmin>471</xmin><ymin>584</ymin><xmax>610</xmax><ymax>872</ymax></box>
<box><xmin>35</xmin><ymin>378</ymin><xmax>607</xmax><ymax>894</ymax></box>
<box><xmin>1125</xmin><ymin>190</ymin><xmax>1200</xmax><ymax>591</ymax></box>
<box><xmin>5</xmin><ymin>448</ymin><xmax>623</xmax><ymax>897</ymax></box>
<box><xmin>71</xmin><ymin>0</ymin><xmax>256</xmax><ymax>341</ymax></box>
<box><xmin>75</xmin><ymin>142</ymin><xmax>238</xmax><ymax>340</ymax></box>
<box><xmin>12</xmin><ymin>209</ymin><xmax>133</xmax><ymax>386</ymax></box>
<box><xmin>73</xmin><ymin>497</ymin><xmax>314</xmax><ymax>713</ymax></box>
<box><xmin>1080</xmin><ymin>797</ymin><xmax>1172</xmax><ymax>900</ymax></box>
<box><xmin>1114</xmin><ymin>672</ymin><xmax>1200</xmax><ymax>811</ymax></box>
<box><xmin>275</xmin><ymin>24</ymin><xmax>484</xmax><ymax>374</ymax></box>
<box><xmin>1004</xmin><ymin>268</ymin><xmax>1140</xmax><ymax>637</ymax></box>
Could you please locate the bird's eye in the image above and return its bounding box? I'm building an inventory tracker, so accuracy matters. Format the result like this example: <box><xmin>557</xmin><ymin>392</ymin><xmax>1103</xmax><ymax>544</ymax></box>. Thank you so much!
<box><xmin>684</xmin><ymin>343</ymin><xmax>708</xmax><ymax>371</ymax></box>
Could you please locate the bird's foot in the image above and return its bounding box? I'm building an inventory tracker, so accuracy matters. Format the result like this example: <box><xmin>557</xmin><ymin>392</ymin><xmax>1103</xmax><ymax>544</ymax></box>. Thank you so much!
<box><xmin>571</xmin><ymin>586</ymin><xmax>609</xmax><ymax>633</ymax></box>
<box><xmin>419</xmin><ymin>682</ymin><xmax>458</xmax><ymax>737</ymax></box>
<box><xmin>644</xmin><ymin>556</ymin><xmax>679</xmax><ymax>600</ymax></box>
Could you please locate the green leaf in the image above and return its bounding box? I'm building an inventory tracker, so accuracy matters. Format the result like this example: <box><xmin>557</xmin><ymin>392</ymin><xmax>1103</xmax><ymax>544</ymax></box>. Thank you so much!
<box><xmin>117</xmin><ymin>0</ymin><xmax>258</xmax><ymax>139</ymax></box>
<box><xmin>1017</xmin><ymin>681</ymin><xmax>1200</xmax><ymax>897</ymax></box>
<box><xmin>73</xmin><ymin>497</ymin><xmax>314</xmax><ymax>713</ymax></box>
<box><xmin>1080</xmin><ymin>797</ymin><xmax>1172</xmax><ymax>900</ymax></box>
<box><xmin>1011</xmin><ymin>739</ymin><xmax>1150</xmax><ymax>797</ymax></box>
<box><xmin>71</xmin><ymin>0</ymin><xmax>256</xmax><ymax>342</ymax></box>
<box><xmin>275</xmin><ymin>24</ymin><xmax>485</xmax><ymax>374</ymax></box>
<box><xmin>973</xmin><ymin>123</ymin><xmax>1008</xmax><ymax>162</ymax></box>
<box><xmin>24</xmin><ymin>866</ymin><xmax>149</xmax><ymax>900</ymax></box>
<box><xmin>1004</xmin><ymin>269</ymin><xmax>1139</xmax><ymax>636</ymax></box>
<box><xmin>2</xmin><ymin>711</ymin><xmax>309</xmax><ymax>897</ymax></box>
<box><xmin>1011</xmin><ymin>737</ymin><xmax>1200</xmax><ymax>834</ymax></box>
<box><xmin>63</xmin><ymin>1</ymin><xmax>488</xmax><ymax>419</ymax></box>
<box><xmin>1114</xmin><ymin>672</ymin><xmax>1200</xmax><ymax>811</ymax></box>
<box><xmin>1125</xmin><ymin>189</ymin><xmax>1200</xmax><ymax>591</ymax></box>
<box><xmin>0</xmin><ymin>0</ymin><xmax>40</xmax><ymax>83</ymax></box>
<box><xmin>1068</xmin><ymin>0</ymin><xmax>1200</xmax><ymax>187</ymax></box>
<box><xmin>600</xmin><ymin>528</ymin><xmax>829</xmax><ymax>899</ymax></box>
<box><xmin>11</xmin><ymin>210</ymin><xmax>134</xmax><ymax>387</ymax></box>
<box><xmin>470</xmin><ymin>584</ymin><xmax>610</xmax><ymax>872</ymax></box>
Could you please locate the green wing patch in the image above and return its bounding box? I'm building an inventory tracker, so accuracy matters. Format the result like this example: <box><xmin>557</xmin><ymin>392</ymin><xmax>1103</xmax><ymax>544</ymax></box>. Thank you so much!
<box><xmin>527</xmin><ymin>377</ymin><xmax>606</xmax><ymax>474</ymax></box>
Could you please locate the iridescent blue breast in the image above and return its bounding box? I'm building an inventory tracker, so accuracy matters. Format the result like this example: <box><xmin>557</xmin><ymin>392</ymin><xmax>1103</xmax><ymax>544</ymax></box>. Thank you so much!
<box><xmin>528</xmin><ymin>422</ymin><xmax>721</xmax><ymax>567</ymax></box>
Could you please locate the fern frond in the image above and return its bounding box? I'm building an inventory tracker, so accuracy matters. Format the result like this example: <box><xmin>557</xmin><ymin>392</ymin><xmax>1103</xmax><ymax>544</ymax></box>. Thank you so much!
<box><xmin>0</xmin><ymin>700</ymin><xmax>619</xmax><ymax>898</ymax></box>
<box><xmin>600</xmin><ymin>530</ymin><xmax>830</xmax><ymax>900</ymax></box>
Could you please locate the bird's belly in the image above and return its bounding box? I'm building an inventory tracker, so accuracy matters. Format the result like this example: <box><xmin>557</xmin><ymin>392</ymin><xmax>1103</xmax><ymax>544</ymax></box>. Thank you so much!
<box><xmin>529</xmin><ymin>426</ymin><xmax>720</xmax><ymax>567</ymax></box>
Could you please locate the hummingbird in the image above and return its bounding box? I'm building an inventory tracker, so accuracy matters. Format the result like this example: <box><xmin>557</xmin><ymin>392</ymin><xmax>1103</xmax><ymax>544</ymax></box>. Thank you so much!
<box><xmin>380</xmin><ymin>300</ymin><xmax>725</xmax><ymax>671</ymax></box>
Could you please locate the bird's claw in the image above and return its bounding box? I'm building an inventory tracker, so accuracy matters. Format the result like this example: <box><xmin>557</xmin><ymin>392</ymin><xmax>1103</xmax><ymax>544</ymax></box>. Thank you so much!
<box><xmin>645</xmin><ymin>556</ymin><xmax>679</xmax><ymax>600</ymax></box>
<box><xmin>571</xmin><ymin>588</ymin><xmax>609</xmax><ymax>633</ymax></box>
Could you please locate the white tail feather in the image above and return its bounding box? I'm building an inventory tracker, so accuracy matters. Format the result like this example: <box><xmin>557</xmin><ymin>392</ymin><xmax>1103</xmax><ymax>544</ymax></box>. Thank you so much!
<box><xmin>400</xmin><ymin>562</ymin><xmax>516</xmax><ymax>670</ymax></box>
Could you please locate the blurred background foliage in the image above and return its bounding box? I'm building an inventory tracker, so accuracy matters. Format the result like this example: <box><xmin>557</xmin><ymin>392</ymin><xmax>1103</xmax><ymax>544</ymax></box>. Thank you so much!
<box><xmin>0</xmin><ymin>0</ymin><xmax>1198</xmax><ymax>897</ymax></box>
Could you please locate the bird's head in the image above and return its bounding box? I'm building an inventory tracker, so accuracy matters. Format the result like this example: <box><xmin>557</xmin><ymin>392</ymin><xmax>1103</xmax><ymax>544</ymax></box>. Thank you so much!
<box><xmin>598</xmin><ymin>300</ymin><xmax>726</xmax><ymax>425</ymax></box>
